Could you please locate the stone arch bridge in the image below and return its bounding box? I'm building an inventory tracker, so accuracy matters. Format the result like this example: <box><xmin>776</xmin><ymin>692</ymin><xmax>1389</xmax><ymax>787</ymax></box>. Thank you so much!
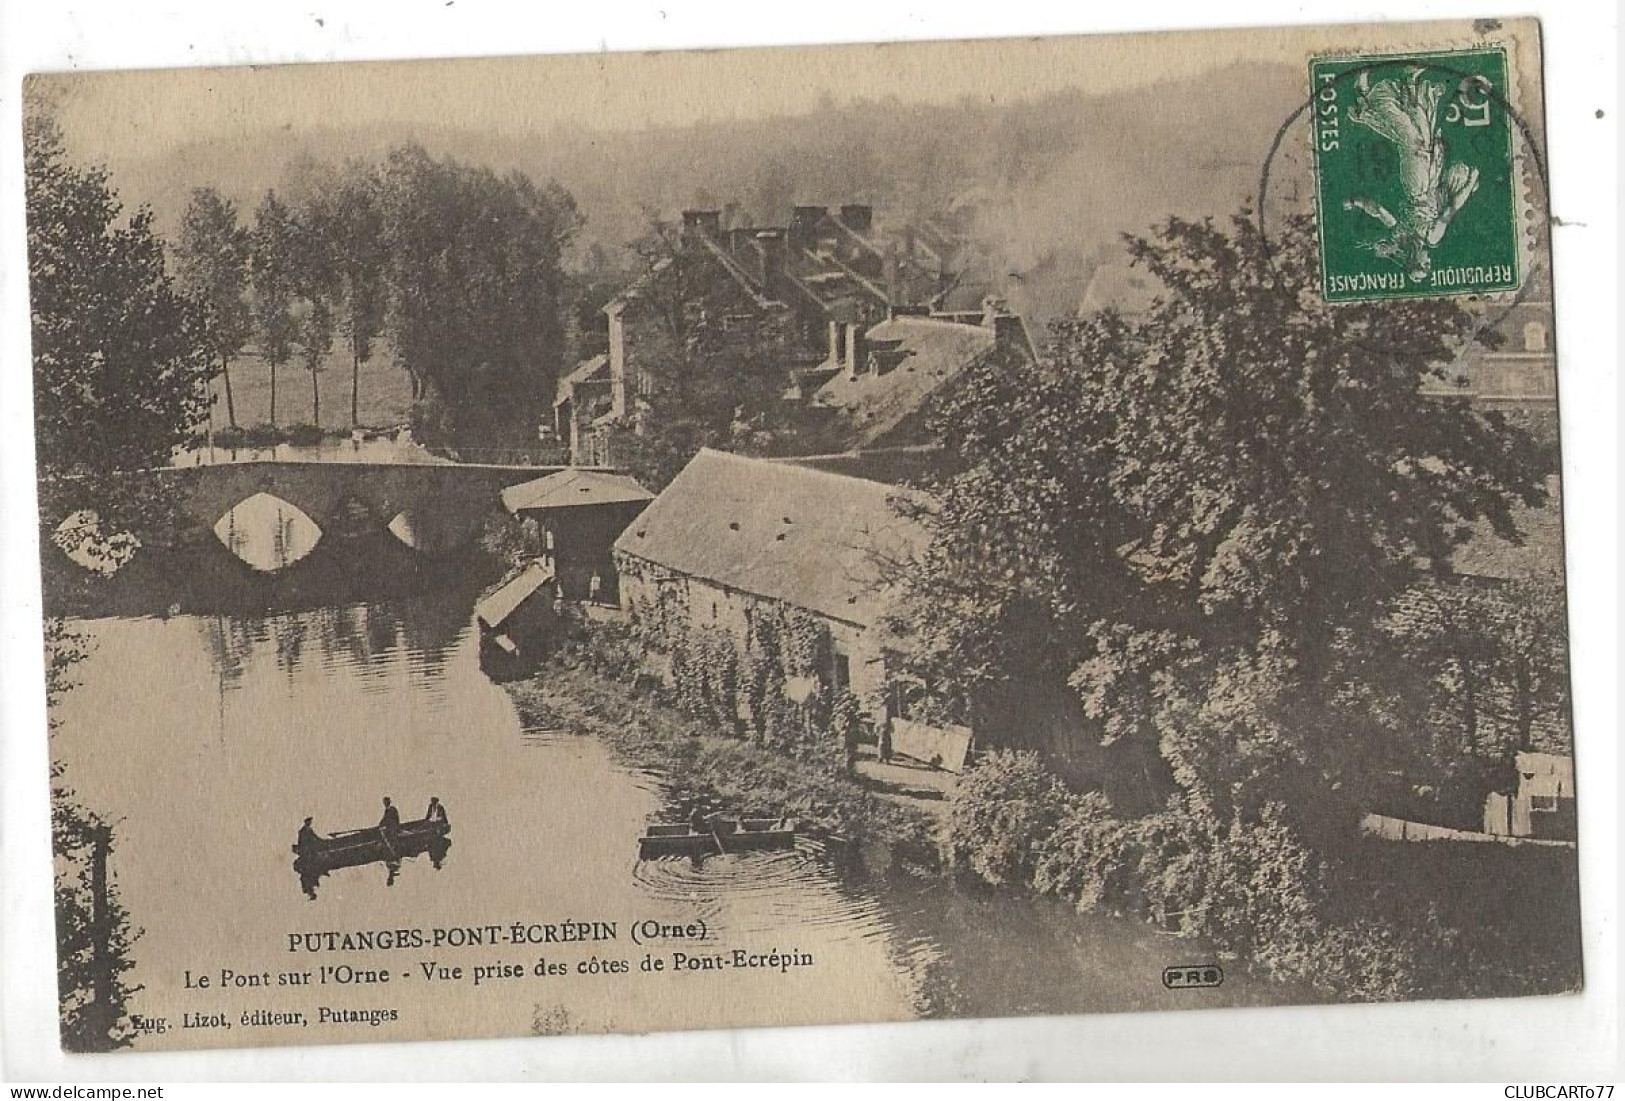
<box><xmin>149</xmin><ymin>459</ymin><xmax>593</xmax><ymax>555</ymax></box>
<box><xmin>42</xmin><ymin>459</ymin><xmax>620</xmax><ymax>616</ymax></box>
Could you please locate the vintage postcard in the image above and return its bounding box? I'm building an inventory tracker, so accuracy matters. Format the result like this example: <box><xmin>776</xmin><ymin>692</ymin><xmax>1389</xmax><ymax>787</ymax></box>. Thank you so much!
<box><xmin>25</xmin><ymin>17</ymin><xmax>1578</xmax><ymax>1054</ymax></box>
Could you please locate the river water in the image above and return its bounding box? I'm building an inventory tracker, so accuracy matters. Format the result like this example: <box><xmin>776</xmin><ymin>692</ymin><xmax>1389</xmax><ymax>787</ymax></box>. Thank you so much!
<box><xmin>53</xmin><ymin>589</ymin><xmax>1300</xmax><ymax>1051</ymax></box>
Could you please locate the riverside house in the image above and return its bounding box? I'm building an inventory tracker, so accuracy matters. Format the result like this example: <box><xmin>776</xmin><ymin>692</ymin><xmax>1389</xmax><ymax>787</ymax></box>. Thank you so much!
<box><xmin>611</xmin><ymin>448</ymin><xmax>972</xmax><ymax>771</ymax></box>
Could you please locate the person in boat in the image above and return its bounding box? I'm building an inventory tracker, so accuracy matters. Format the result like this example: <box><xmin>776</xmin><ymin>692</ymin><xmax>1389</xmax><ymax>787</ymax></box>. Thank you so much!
<box><xmin>687</xmin><ymin>802</ymin><xmax>712</xmax><ymax>835</ymax></box>
<box><xmin>426</xmin><ymin>797</ymin><xmax>449</xmax><ymax>826</ymax></box>
<box><xmin>379</xmin><ymin>796</ymin><xmax>401</xmax><ymax>836</ymax></box>
<box><xmin>296</xmin><ymin>816</ymin><xmax>321</xmax><ymax>851</ymax></box>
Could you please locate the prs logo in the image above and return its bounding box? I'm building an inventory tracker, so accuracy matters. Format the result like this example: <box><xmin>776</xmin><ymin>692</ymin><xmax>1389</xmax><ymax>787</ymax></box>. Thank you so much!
<box><xmin>1162</xmin><ymin>964</ymin><xmax>1224</xmax><ymax>990</ymax></box>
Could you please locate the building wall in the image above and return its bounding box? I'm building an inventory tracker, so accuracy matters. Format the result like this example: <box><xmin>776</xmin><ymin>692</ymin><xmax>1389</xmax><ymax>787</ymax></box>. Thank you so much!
<box><xmin>617</xmin><ymin>558</ymin><xmax>889</xmax><ymax>726</ymax></box>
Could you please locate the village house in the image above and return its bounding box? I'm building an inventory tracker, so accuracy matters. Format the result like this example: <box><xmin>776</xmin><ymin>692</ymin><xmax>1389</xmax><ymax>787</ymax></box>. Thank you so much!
<box><xmin>555</xmin><ymin>203</ymin><xmax>968</xmax><ymax>467</ymax></box>
<box><xmin>1417</xmin><ymin>266</ymin><xmax>1558</xmax><ymax>414</ymax></box>
<box><xmin>475</xmin><ymin>469</ymin><xmax>655</xmax><ymax>678</ymax></box>
<box><xmin>499</xmin><ymin>468</ymin><xmax>654</xmax><ymax>604</ymax></box>
<box><xmin>1483</xmin><ymin>751</ymin><xmax>1577</xmax><ymax>842</ymax></box>
<box><xmin>610</xmin><ymin>448</ymin><xmax>973</xmax><ymax>771</ymax></box>
<box><xmin>808</xmin><ymin>295</ymin><xmax>1035</xmax><ymax>453</ymax></box>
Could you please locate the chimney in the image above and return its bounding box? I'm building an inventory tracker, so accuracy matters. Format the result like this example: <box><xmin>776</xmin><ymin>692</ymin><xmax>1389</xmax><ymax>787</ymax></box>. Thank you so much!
<box><xmin>755</xmin><ymin>230</ymin><xmax>786</xmax><ymax>287</ymax></box>
<box><xmin>843</xmin><ymin>320</ymin><xmax>866</xmax><ymax>380</ymax></box>
<box><xmin>839</xmin><ymin>204</ymin><xmax>873</xmax><ymax>236</ymax></box>
<box><xmin>606</xmin><ymin>300</ymin><xmax>629</xmax><ymax>419</ymax></box>
<box><xmin>728</xmin><ymin>226</ymin><xmax>755</xmax><ymax>256</ymax></box>
<box><xmin>789</xmin><ymin>205</ymin><xmax>826</xmax><ymax>252</ymax></box>
<box><xmin>981</xmin><ymin>294</ymin><xmax>1008</xmax><ymax>330</ymax></box>
<box><xmin>681</xmin><ymin>209</ymin><xmax>721</xmax><ymax>249</ymax></box>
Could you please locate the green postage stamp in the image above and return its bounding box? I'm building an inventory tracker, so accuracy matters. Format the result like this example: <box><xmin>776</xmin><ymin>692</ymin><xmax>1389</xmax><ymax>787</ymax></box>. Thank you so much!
<box><xmin>1310</xmin><ymin>47</ymin><xmax>1521</xmax><ymax>303</ymax></box>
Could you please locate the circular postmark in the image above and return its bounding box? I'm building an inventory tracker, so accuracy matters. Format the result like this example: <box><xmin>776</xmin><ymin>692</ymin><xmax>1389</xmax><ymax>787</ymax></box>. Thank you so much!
<box><xmin>1255</xmin><ymin>47</ymin><xmax>1555</xmax><ymax>388</ymax></box>
<box><xmin>1259</xmin><ymin>50</ymin><xmax>1549</xmax><ymax>312</ymax></box>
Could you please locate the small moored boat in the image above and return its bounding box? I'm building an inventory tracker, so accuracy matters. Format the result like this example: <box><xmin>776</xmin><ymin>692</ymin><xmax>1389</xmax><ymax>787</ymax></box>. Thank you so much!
<box><xmin>637</xmin><ymin>817</ymin><xmax>795</xmax><ymax>860</ymax></box>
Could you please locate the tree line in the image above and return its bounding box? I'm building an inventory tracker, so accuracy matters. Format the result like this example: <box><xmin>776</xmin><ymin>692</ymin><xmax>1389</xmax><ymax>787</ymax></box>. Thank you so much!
<box><xmin>174</xmin><ymin>146</ymin><xmax>580</xmax><ymax>448</ymax></box>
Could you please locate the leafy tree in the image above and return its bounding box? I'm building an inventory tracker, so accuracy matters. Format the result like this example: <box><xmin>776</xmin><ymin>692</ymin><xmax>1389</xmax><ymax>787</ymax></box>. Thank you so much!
<box><xmin>287</xmin><ymin>197</ymin><xmax>341</xmax><ymax>429</ymax></box>
<box><xmin>1385</xmin><ymin>568</ymin><xmax>1570</xmax><ymax>767</ymax></box>
<box><xmin>295</xmin><ymin>159</ymin><xmax>388</xmax><ymax>426</ymax></box>
<box><xmin>27</xmin><ymin>114</ymin><xmax>213</xmax><ymax>519</ymax></box>
<box><xmin>249</xmin><ymin>190</ymin><xmax>301</xmax><ymax>427</ymax></box>
<box><xmin>172</xmin><ymin>187</ymin><xmax>252</xmax><ymax>429</ymax></box>
<box><xmin>378</xmin><ymin>144</ymin><xmax>580</xmax><ymax>448</ymax></box>
<box><xmin>26</xmin><ymin>112</ymin><xmax>206</xmax><ymax>1050</ymax></box>
<box><xmin>604</xmin><ymin>218</ymin><xmax>794</xmax><ymax>489</ymax></box>
<box><xmin>892</xmin><ymin>212</ymin><xmax>1547</xmax><ymax>829</ymax></box>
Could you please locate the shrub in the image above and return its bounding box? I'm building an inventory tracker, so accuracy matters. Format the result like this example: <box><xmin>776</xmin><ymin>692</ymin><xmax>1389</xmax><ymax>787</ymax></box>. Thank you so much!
<box><xmin>243</xmin><ymin>423</ymin><xmax>284</xmax><ymax>447</ymax></box>
<box><xmin>949</xmin><ymin>749</ymin><xmax>1468</xmax><ymax>1002</ymax></box>
<box><xmin>284</xmin><ymin>423</ymin><xmax>324</xmax><ymax>446</ymax></box>
<box><xmin>1032</xmin><ymin>790</ymin><xmax>1134</xmax><ymax>911</ymax></box>
<box><xmin>578</xmin><ymin>618</ymin><xmax>646</xmax><ymax>684</ymax></box>
<box><xmin>945</xmin><ymin>750</ymin><xmax>1075</xmax><ymax>886</ymax></box>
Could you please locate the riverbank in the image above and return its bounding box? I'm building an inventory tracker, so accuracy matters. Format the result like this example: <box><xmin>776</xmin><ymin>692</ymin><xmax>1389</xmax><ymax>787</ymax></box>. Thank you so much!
<box><xmin>502</xmin><ymin>664</ymin><xmax>942</xmax><ymax>861</ymax></box>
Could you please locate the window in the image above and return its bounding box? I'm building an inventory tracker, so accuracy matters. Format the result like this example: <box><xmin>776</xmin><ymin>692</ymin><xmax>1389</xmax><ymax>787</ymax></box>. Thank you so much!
<box><xmin>831</xmin><ymin>650</ymin><xmax>851</xmax><ymax>692</ymax></box>
<box><xmin>1523</xmin><ymin>321</ymin><xmax>1547</xmax><ymax>353</ymax></box>
<box><xmin>1530</xmin><ymin>794</ymin><xmax>1559</xmax><ymax>813</ymax></box>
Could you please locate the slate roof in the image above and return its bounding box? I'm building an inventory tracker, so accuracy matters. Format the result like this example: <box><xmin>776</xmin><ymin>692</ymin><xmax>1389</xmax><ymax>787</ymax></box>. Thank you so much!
<box><xmin>500</xmin><ymin>469</ymin><xmax>654</xmax><ymax>514</ymax></box>
<box><xmin>613</xmin><ymin>448</ymin><xmax>932</xmax><ymax>627</ymax></box>
<box><xmin>814</xmin><ymin>317</ymin><xmax>996</xmax><ymax>448</ymax></box>
<box><xmin>475</xmin><ymin>560</ymin><xmax>554</xmax><ymax>629</ymax></box>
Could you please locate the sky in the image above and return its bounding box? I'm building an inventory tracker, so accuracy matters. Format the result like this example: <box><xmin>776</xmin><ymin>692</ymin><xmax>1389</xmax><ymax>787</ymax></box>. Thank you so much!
<box><xmin>29</xmin><ymin>18</ymin><xmax>1521</xmax><ymax>161</ymax></box>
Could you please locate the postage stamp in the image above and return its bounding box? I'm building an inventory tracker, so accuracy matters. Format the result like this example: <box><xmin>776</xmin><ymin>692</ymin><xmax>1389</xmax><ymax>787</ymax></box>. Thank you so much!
<box><xmin>1310</xmin><ymin>47</ymin><xmax>1521</xmax><ymax>302</ymax></box>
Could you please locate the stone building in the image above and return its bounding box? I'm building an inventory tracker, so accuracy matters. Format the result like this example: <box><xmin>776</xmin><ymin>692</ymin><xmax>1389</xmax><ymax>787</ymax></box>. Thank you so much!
<box><xmin>612</xmin><ymin>448</ymin><xmax>965</xmax><ymax>761</ymax></box>
<box><xmin>555</xmin><ymin>204</ymin><xmax>963</xmax><ymax>466</ymax></box>
<box><xmin>809</xmin><ymin>297</ymin><xmax>1035</xmax><ymax>452</ymax></box>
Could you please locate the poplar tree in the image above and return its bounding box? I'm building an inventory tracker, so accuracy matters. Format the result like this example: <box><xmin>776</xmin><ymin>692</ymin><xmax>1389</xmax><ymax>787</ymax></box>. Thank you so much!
<box><xmin>173</xmin><ymin>187</ymin><xmax>252</xmax><ymax>430</ymax></box>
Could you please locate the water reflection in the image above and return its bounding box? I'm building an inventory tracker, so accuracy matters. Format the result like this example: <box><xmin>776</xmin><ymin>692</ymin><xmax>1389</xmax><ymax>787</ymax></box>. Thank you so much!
<box><xmin>193</xmin><ymin>600</ymin><xmax>467</xmax><ymax>689</ymax></box>
<box><xmin>51</xmin><ymin>589</ymin><xmax>1306</xmax><ymax>1048</ymax></box>
<box><xmin>213</xmin><ymin>492</ymin><xmax>323</xmax><ymax>571</ymax></box>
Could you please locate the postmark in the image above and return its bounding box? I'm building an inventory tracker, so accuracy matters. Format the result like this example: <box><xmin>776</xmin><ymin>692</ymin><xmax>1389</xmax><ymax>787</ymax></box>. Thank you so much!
<box><xmin>1309</xmin><ymin>47</ymin><xmax>1521</xmax><ymax>303</ymax></box>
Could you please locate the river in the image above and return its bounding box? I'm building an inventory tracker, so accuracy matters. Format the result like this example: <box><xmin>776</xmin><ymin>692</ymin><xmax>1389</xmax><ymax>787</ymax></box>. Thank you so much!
<box><xmin>52</xmin><ymin>591</ymin><xmax>1302</xmax><ymax>1051</ymax></box>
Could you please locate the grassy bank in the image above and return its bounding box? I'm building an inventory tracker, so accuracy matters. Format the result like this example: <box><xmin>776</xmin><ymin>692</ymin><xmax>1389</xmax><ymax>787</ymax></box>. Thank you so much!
<box><xmin>208</xmin><ymin>346</ymin><xmax>413</xmax><ymax>432</ymax></box>
<box><xmin>502</xmin><ymin>664</ymin><xmax>940</xmax><ymax>860</ymax></box>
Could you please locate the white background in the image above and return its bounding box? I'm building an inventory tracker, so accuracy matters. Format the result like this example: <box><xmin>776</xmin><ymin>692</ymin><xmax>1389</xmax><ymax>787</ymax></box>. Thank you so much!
<box><xmin>0</xmin><ymin>0</ymin><xmax>1617</xmax><ymax>1084</ymax></box>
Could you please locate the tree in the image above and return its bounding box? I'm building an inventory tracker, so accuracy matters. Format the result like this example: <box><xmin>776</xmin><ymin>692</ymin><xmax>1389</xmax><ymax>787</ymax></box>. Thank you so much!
<box><xmin>27</xmin><ymin>115</ymin><xmax>213</xmax><ymax>499</ymax></box>
<box><xmin>378</xmin><ymin>144</ymin><xmax>581</xmax><ymax>448</ymax></box>
<box><xmin>26</xmin><ymin>111</ymin><xmax>206</xmax><ymax>1050</ymax></box>
<box><xmin>603</xmin><ymin>217</ymin><xmax>794</xmax><ymax>489</ymax></box>
<box><xmin>1385</xmin><ymin>568</ymin><xmax>1571</xmax><ymax>767</ymax></box>
<box><xmin>172</xmin><ymin>188</ymin><xmax>252</xmax><ymax>430</ymax></box>
<box><xmin>288</xmin><ymin>197</ymin><xmax>340</xmax><ymax>430</ymax></box>
<box><xmin>250</xmin><ymin>190</ymin><xmax>301</xmax><ymax>427</ymax></box>
<box><xmin>892</xmin><ymin>212</ymin><xmax>1548</xmax><ymax>830</ymax></box>
<box><xmin>294</xmin><ymin>159</ymin><xmax>388</xmax><ymax>427</ymax></box>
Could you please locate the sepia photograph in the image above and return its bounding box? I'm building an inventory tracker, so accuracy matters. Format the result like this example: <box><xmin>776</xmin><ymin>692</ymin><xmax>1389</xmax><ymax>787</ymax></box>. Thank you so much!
<box><xmin>8</xmin><ymin>6</ymin><xmax>1607</xmax><ymax>1077</ymax></box>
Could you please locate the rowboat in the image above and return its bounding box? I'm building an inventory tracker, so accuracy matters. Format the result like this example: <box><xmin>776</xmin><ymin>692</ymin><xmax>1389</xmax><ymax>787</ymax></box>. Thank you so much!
<box><xmin>637</xmin><ymin>817</ymin><xmax>795</xmax><ymax>860</ymax></box>
<box><xmin>292</xmin><ymin>817</ymin><xmax>450</xmax><ymax>873</ymax></box>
